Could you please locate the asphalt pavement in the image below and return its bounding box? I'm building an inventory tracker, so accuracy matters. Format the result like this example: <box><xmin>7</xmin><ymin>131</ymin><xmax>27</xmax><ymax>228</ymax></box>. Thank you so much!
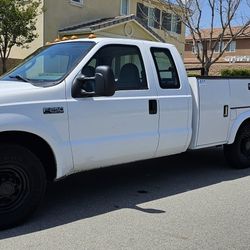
<box><xmin>0</xmin><ymin>147</ymin><xmax>250</xmax><ymax>250</ymax></box>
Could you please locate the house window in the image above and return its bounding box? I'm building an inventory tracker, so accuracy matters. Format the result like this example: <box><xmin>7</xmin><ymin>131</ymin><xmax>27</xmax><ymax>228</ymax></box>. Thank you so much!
<box><xmin>215</xmin><ymin>41</ymin><xmax>236</xmax><ymax>53</ymax></box>
<box><xmin>121</xmin><ymin>0</ymin><xmax>129</xmax><ymax>15</ymax></box>
<box><xmin>172</xmin><ymin>15</ymin><xmax>182</xmax><ymax>34</ymax></box>
<box><xmin>136</xmin><ymin>3</ymin><xmax>181</xmax><ymax>33</ymax></box>
<box><xmin>70</xmin><ymin>0</ymin><xmax>83</xmax><ymax>6</ymax></box>
<box><xmin>214</xmin><ymin>42</ymin><xmax>223</xmax><ymax>53</ymax></box>
<box><xmin>162</xmin><ymin>12</ymin><xmax>172</xmax><ymax>31</ymax></box>
<box><xmin>148</xmin><ymin>7</ymin><xmax>155</xmax><ymax>28</ymax></box>
<box><xmin>136</xmin><ymin>3</ymin><xmax>148</xmax><ymax>26</ymax></box>
<box><xmin>162</xmin><ymin>12</ymin><xmax>182</xmax><ymax>34</ymax></box>
<box><xmin>151</xmin><ymin>8</ymin><xmax>160</xmax><ymax>29</ymax></box>
<box><xmin>192</xmin><ymin>42</ymin><xmax>203</xmax><ymax>54</ymax></box>
<box><xmin>136</xmin><ymin>3</ymin><xmax>160</xmax><ymax>29</ymax></box>
<box><xmin>225</xmin><ymin>41</ymin><xmax>236</xmax><ymax>52</ymax></box>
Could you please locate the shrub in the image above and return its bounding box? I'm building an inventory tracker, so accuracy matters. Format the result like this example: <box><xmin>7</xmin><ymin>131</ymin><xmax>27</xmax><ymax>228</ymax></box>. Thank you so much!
<box><xmin>221</xmin><ymin>69</ymin><xmax>250</xmax><ymax>77</ymax></box>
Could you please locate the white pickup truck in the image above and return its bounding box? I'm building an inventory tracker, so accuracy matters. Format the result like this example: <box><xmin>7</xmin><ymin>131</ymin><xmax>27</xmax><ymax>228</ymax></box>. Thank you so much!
<box><xmin>0</xmin><ymin>38</ymin><xmax>250</xmax><ymax>229</ymax></box>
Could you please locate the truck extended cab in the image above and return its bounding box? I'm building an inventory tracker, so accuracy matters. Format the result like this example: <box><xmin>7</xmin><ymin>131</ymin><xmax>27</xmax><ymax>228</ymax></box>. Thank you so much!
<box><xmin>0</xmin><ymin>38</ymin><xmax>250</xmax><ymax>229</ymax></box>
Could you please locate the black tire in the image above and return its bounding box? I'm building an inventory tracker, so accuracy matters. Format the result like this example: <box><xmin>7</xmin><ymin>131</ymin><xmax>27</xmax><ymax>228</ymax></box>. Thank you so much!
<box><xmin>224</xmin><ymin>123</ymin><xmax>250</xmax><ymax>169</ymax></box>
<box><xmin>0</xmin><ymin>144</ymin><xmax>46</xmax><ymax>230</ymax></box>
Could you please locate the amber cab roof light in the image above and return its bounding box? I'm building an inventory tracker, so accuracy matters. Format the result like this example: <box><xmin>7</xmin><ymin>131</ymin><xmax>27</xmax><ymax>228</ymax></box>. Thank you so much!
<box><xmin>88</xmin><ymin>34</ymin><xmax>97</xmax><ymax>39</ymax></box>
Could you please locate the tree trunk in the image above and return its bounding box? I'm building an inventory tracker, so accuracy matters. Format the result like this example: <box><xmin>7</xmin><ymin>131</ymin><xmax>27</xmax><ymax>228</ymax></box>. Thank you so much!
<box><xmin>201</xmin><ymin>62</ymin><xmax>211</xmax><ymax>76</ymax></box>
<box><xmin>203</xmin><ymin>67</ymin><xmax>210</xmax><ymax>76</ymax></box>
<box><xmin>1</xmin><ymin>58</ymin><xmax>7</xmax><ymax>74</ymax></box>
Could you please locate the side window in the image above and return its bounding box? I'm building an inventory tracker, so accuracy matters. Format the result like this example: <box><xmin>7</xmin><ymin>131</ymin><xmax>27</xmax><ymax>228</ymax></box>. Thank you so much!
<box><xmin>121</xmin><ymin>0</ymin><xmax>129</xmax><ymax>15</ymax></box>
<box><xmin>82</xmin><ymin>58</ymin><xmax>96</xmax><ymax>77</ymax></box>
<box><xmin>151</xmin><ymin>48</ymin><xmax>180</xmax><ymax>89</ymax></box>
<box><xmin>82</xmin><ymin>45</ymin><xmax>148</xmax><ymax>91</ymax></box>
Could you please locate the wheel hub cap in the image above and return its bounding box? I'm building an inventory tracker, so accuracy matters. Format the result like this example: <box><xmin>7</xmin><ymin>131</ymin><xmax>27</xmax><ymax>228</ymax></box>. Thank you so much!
<box><xmin>0</xmin><ymin>182</ymin><xmax>16</xmax><ymax>197</ymax></box>
<box><xmin>245</xmin><ymin>141</ymin><xmax>250</xmax><ymax>151</ymax></box>
<box><xmin>0</xmin><ymin>165</ymin><xmax>30</xmax><ymax>213</ymax></box>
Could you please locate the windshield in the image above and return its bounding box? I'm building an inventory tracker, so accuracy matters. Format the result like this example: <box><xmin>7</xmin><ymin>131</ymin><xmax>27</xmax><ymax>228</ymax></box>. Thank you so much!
<box><xmin>1</xmin><ymin>41</ymin><xmax>95</xmax><ymax>86</ymax></box>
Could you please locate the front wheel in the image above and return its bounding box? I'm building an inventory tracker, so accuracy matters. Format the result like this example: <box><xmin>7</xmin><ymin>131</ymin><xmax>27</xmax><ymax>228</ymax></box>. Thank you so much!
<box><xmin>0</xmin><ymin>145</ymin><xmax>46</xmax><ymax>230</ymax></box>
<box><xmin>224</xmin><ymin>124</ymin><xmax>250</xmax><ymax>169</ymax></box>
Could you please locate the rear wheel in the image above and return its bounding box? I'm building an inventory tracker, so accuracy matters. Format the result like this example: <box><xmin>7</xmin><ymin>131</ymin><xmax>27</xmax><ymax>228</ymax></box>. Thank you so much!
<box><xmin>224</xmin><ymin>124</ymin><xmax>250</xmax><ymax>169</ymax></box>
<box><xmin>0</xmin><ymin>145</ymin><xmax>46</xmax><ymax>230</ymax></box>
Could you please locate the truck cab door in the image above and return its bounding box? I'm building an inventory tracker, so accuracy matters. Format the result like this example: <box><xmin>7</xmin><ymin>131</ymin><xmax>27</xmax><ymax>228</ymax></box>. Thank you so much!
<box><xmin>149</xmin><ymin>46</ymin><xmax>192</xmax><ymax>156</ymax></box>
<box><xmin>67</xmin><ymin>43</ymin><xmax>159</xmax><ymax>172</ymax></box>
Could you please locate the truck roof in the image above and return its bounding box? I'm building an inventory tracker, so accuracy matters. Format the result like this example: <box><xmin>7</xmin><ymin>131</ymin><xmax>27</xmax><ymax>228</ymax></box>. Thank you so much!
<box><xmin>56</xmin><ymin>37</ymin><xmax>175</xmax><ymax>48</ymax></box>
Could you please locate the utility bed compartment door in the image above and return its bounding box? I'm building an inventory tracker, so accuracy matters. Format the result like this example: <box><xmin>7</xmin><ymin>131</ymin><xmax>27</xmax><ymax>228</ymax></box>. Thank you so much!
<box><xmin>229</xmin><ymin>79</ymin><xmax>250</xmax><ymax>108</ymax></box>
<box><xmin>191</xmin><ymin>79</ymin><xmax>230</xmax><ymax>147</ymax></box>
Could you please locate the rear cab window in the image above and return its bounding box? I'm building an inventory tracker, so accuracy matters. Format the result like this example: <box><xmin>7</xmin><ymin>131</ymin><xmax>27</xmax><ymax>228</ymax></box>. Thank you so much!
<box><xmin>151</xmin><ymin>47</ymin><xmax>180</xmax><ymax>89</ymax></box>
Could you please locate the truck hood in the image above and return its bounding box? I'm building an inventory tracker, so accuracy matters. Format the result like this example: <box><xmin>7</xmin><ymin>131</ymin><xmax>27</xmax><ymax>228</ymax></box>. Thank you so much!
<box><xmin>0</xmin><ymin>80</ymin><xmax>44</xmax><ymax>106</ymax></box>
<box><xmin>0</xmin><ymin>80</ymin><xmax>38</xmax><ymax>92</ymax></box>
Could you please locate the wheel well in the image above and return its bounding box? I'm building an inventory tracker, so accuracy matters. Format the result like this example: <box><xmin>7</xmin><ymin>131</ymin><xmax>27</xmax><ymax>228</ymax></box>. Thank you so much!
<box><xmin>231</xmin><ymin>118</ymin><xmax>250</xmax><ymax>143</ymax></box>
<box><xmin>0</xmin><ymin>131</ymin><xmax>57</xmax><ymax>181</ymax></box>
<box><xmin>238</xmin><ymin>118</ymin><xmax>250</xmax><ymax>133</ymax></box>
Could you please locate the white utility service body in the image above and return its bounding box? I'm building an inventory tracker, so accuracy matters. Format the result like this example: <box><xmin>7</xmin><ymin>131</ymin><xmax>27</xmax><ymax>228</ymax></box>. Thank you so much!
<box><xmin>0</xmin><ymin>38</ymin><xmax>250</xmax><ymax>229</ymax></box>
<box><xmin>189</xmin><ymin>77</ymin><xmax>250</xmax><ymax>148</ymax></box>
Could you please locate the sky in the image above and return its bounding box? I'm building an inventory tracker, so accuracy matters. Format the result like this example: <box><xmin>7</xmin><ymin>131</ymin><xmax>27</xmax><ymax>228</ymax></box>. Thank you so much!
<box><xmin>199</xmin><ymin>1</ymin><xmax>250</xmax><ymax>29</ymax></box>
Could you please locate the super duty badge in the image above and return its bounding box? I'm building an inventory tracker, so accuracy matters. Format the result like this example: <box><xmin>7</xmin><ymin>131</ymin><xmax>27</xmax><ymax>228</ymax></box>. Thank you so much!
<box><xmin>43</xmin><ymin>107</ymin><xmax>64</xmax><ymax>114</ymax></box>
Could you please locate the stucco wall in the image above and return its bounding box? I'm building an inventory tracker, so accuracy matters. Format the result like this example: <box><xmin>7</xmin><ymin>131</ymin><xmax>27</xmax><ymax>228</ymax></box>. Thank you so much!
<box><xmin>44</xmin><ymin>0</ymin><xmax>120</xmax><ymax>43</ymax></box>
<box><xmin>98</xmin><ymin>22</ymin><xmax>159</xmax><ymax>41</ymax></box>
<box><xmin>70</xmin><ymin>21</ymin><xmax>159</xmax><ymax>42</ymax></box>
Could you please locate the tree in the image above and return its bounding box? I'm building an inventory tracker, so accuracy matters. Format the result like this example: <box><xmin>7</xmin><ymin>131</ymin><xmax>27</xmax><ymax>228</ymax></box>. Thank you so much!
<box><xmin>0</xmin><ymin>0</ymin><xmax>41</xmax><ymax>74</ymax></box>
<box><xmin>140</xmin><ymin>0</ymin><xmax>250</xmax><ymax>75</ymax></box>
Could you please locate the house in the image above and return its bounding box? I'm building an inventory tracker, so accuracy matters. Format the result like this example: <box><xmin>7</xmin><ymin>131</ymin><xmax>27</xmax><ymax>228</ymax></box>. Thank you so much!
<box><xmin>184</xmin><ymin>26</ymin><xmax>250</xmax><ymax>75</ymax></box>
<box><xmin>9</xmin><ymin>0</ymin><xmax>185</xmax><ymax>64</ymax></box>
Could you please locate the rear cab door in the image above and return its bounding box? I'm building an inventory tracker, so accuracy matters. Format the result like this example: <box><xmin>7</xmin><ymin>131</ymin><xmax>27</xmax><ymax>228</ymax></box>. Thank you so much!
<box><xmin>143</xmin><ymin>42</ymin><xmax>193</xmax><ymax>156</ymax></box>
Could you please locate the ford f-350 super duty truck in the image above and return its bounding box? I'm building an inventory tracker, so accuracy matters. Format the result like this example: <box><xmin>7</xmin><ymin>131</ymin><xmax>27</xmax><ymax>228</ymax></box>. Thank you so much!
<box><xmin>0</xmin><ymin>38</ymin><xmax>250</xmax><ymax>229</ymax></box>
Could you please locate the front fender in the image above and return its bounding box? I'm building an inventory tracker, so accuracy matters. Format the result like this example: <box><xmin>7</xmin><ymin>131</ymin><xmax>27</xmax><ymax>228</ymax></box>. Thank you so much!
<box><xmin>0</xmin><ymin>112</ymin><xmax>73</xmax><ymax>179</ymax></box>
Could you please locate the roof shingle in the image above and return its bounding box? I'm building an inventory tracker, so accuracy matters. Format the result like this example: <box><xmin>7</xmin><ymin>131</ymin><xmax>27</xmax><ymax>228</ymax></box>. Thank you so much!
<box><xmin>59</xmin><ymin>14</ymin><xmax>165</xmax><ymax>42</ymax></box>
<box><xmin>186</xmin><ymin>26</ymin><xmax>250</xmax><ymax>40</ymax></box>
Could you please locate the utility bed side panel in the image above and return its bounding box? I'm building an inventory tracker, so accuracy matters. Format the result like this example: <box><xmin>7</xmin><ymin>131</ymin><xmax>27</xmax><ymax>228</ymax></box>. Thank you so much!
<box><xmin>188</xmin><ymin>78</ymin><xmax>230</xmax><ymax>149</ymax></box>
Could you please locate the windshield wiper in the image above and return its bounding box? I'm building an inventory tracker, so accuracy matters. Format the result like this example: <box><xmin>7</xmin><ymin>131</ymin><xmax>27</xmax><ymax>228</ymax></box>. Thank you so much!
<box><xmin>9</xmin><ymin>75</ymin><xmax>31</xmax><ymax>83</ymax></box>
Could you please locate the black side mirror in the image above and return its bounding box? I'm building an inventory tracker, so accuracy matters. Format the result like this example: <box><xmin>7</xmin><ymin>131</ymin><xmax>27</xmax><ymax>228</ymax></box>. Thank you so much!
<box><xmin>95</xmin><ymin>66</ymin><xmax>115</xmax><ymax>97</ymax></box>
<box><xmin>72</xmin><ymin>65</ymin><xmax>115</xmax><ymax>98</ymax></box>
